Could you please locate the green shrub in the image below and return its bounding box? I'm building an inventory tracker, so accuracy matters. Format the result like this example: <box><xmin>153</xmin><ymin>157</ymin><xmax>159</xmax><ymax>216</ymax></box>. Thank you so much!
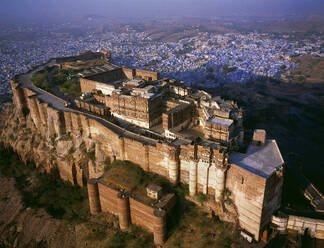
<box><xmin>174</xmin><ymin>183</ymin><xmax>189</xmax><ymax>198</ymax></box>
<box><xmin>0</xmin><ymin>146</ymin><xmax>90</xmax><ymax>222</ymax></box>
<box><xmin>221</xmin><ymin>188</ymin><xmax>233</xmax><ymax>205</ymax></box>
<box><xmin>195</xmin><ymin>192</ymin><xmax>207</xmax><ymax>204</ymax></box>
<box><xmin>52</xmin><ymin>71</ymin><xmax>67</xmax><ymax>85</ymax></box>
<box><xmin>104</xmin><ymin>225</ymin><xmax>153</xmax><ymax>248</ymax></box>
<box><xmin>59</xmin><ymin>79</ymin><xmax>81</xmax><ymax>97</ymax></box>
<box><xmin>106</xmin><ymin>160</ymin><xmax>174</xmax><ymax>194</ymax></box>
<box><xmin>31</xmin><ymin>72</ymin><xmax>50</xmax><ymax>91</ymax></box>
<box><xmin>84</xmin><ymin>227</ymin><xmax>107</xmax><ymax>241</ymax></box>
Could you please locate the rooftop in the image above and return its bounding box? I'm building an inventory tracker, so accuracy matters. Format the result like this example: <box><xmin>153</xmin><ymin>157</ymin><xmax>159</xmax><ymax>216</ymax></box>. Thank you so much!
<box><xmin>99</xmin><ymin>160</ymin><xmax>174</xmax><ymax>206</ymax></box>
<box><xmin>229</xmin><ymin>139</ymin><xmax>284</xmax><ymax>178</ymax></box>
<box><xmin>207</xmin><ymin>116</ymin><xmax>233</xmax><ymax>127</ymax></box>
<box><xmin>147</xmin><ymin>184</ymin><xmax>162</xmax><ymax>192</ymax></box>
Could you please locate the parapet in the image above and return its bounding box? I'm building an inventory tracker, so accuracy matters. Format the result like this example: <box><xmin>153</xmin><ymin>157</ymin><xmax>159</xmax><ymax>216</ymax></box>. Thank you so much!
<box><xmin>87</xmin><ymin>178</ymin><xmax>101</xmax><ymax>214</ymax></box>
<box><xmin>253</xmin><ymin>129</ymin><xmax>266</xmax><ymax>146</ymax></box>
<box><xmin>153</xmin><ymin>209</ymin><xmax>167</xmax><ymax>245</ymax></box>
<box><xmin>116</xmin><ymin>192</ymin><xmax>130</xmax><ymax>230</ymax></box>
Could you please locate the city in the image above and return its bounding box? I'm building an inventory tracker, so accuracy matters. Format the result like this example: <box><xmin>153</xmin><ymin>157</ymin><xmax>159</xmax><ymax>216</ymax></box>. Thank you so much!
<box><xmin>1</xmin><ymin>22</ymin><xmax>323</xmax><ymax>96</ymax></box>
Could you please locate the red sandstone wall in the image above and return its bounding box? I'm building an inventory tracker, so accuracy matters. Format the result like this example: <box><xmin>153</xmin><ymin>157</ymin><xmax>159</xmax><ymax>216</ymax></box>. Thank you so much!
<box><xmin>164</xmin><ymin>104</ymin><xmax>192</xmax><ymax>130</ymax></box>
<box><xmin>97</xmin><ymin>183</ymin><xmax>160</xmax><ymax>232</ymax></box>
<box><xmin>129</xmin><ymin>198</ymin><xmax>156</xmax><ymax>232</ymax></box>
<box><xmin>98</xmin><ymin>183</ymin><xmax>119</xmax><ymax>215</ymax></box>
<box><xmin>122</xmin><ymin>68</ymin><xmax>134</xmax><ymax>79</ymax></box>
<box><xmin>11</xmin><ymin>79</ymin><xmax>226</xmax><ymax>191</ymax></box>
<box><xmin>124</xmin><ymin>138</ymin><xmax>148</xmax><ymax>170</ymax></box>
<box><xmin>179</xmin><ymin>144</ymin><xmax>195</xmax><ymax>184</ymax></box>
<box><xmin>261</xmin><ymin>171</ymin><xmax>283</xmax><ymax>229</ymax></box>
<box><xmin>226</xmin><ymin>163</ymin><xmax>266</xmax><ymax>241</ymax></box>
<box><xmin>108</xmin><ymin>92</ymin><xmax>162</xmax><ymax>126</ymax></box>
<box><xmin>93</xmin><ymin>94</ymin><xmax>105</xmax><ymax>104</ymax></box>
<box><xmin>75</xmin><ymin>100</ymin><xmax>107</xmax><ymax>116</ymax></box>
<box><xmin>89</xmin><ymin>119</ymin><xmax>123</xmax><ymax>160</ymax></box>
<box><xmin>148</xmin><ymin>145</ymin><xmax>168</xmax><ymax>177</ymax></box>
<box><xmin>85</xmin><ymin>68</ymin><xmax>125</xmax><ymax>84</ymax></box>
<box><xmin>134</xmin><ymin>69</ymin><xmax>159</xmax><ymax>81</ymax></box>
<box><xmin>205</xmin><ymin>122</ymin><xmax>231</xmax><ymax>142</ymax></box>
<box><xmin>80</xmin><ymin>78</ymin><xmax>97</xmax><ymax>93</ymax></box>
<box><xmin>95</xmin><ymin>182</ymin><xmax>167</xmax><ymax>245</ymax></box>
<box><xmin>11</xmin><ymin>79</ymin><xmax>228</xmax><ymax>194</ymax></box>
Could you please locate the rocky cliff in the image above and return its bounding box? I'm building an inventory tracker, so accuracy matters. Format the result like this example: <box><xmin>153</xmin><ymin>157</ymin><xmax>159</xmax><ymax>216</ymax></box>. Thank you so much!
<box><xmin>0</xmin><ymin>103</ymin><xmax>102</xmax><ymax>187</ymax></box>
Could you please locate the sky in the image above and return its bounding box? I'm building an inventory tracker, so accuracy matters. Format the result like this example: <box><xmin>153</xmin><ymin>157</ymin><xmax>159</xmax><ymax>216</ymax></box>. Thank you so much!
<box><xmin>1</xmin><ymin>0</ymin><xmax>324</xmax><ymax>23</ymax></box>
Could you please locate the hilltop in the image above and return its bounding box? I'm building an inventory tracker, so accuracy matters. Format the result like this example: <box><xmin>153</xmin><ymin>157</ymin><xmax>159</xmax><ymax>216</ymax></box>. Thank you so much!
<box><xmin>283</xmin><ymin>55</ymin><xmax>324</xmax><ymax>83</ymax></box>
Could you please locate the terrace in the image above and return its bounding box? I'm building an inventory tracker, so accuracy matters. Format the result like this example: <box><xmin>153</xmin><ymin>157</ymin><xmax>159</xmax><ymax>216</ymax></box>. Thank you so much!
<box><xmin>100</xmin><ymin>160</ymin><xmax>175</xmax><ymax>206</ymax></box>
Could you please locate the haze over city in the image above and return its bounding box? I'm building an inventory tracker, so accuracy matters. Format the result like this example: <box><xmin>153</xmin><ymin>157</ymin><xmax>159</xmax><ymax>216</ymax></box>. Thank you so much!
<box><xmin>1</xmin><ymin>0</ymin><xmax>324</xmax><ymax>23</ymax></box>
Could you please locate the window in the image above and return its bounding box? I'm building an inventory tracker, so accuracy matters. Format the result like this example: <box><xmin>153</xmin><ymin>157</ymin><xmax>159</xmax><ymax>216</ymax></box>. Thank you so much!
<box><xmin>241</xmin><ymin>176</ymin><xmax>244</xmax><ymax>184</ymax></box>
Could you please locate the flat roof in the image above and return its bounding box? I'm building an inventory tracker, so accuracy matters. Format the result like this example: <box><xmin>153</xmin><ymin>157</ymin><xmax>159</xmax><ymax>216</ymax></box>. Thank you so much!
<box><xmin>207</xmin><ymin>116</ymin><xmax>233</xmax><ymax>127</ymax></box>
<box><xmin>147</xmin><ymin>184</ymin><xmax>162</xmax><ymax>192</ymax></box>
<box><xmin>229</xmin><ymin>139</ymin><xmax>284</xmax><ymax>178</ymax></box>
<box><xmin>143</xmin><ymin>93</ymin><xmax>155</xmax><ymax>99</ymax></box>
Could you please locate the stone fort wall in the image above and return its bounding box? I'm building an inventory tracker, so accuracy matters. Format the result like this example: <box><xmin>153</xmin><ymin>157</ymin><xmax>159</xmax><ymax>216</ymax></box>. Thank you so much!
<box><xmin>11</xmin><ymin>79</ymin><xmax>280</xmax><ymax>242</ymax></box>
<box><xmin>80</xmin><ymin>67</ymin><xmax>159</xmax><ymax>94</ymax></box>
<box><xmin>11</xmin><ymin>80</ymin><xmax>227</xmax><ymax>196</ymax></box>
<box><xmin>88</xmin><ymin>179</ymin><xmax>169</xmax><ymax>245</ymax></box>
<box><xmin>106</xmin><ymin>92</ymin><xmax>162</xmax><ymax>128</ymax></box>
<box><xmin>272</xmin><ymin>215</ymin><xmax>324</xmax><ymax>239</ymax></box>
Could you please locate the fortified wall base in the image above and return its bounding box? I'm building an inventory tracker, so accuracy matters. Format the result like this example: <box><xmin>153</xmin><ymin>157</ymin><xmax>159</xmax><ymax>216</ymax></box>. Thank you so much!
<box><xmin>11</xmin><ymin>80</ymin><xmax>228</xmax><ymax>196</ymax></box>
<box><xmin>87</xmin><ymin>179</ymin><xmax>173</xmax><ymax>246</ymax></box>
<box><xmin>226</xmin><ymin>164</ymin><xmax>283</xmax><ymax>241</ymax></box>
<box><xmin>272</xmin><ymin>215</ymin><xmax>324</xmax><ymax>239</ymax></box>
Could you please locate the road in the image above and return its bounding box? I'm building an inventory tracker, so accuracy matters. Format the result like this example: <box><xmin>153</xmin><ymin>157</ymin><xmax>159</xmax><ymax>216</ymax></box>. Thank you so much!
<box><xmin>288</xmin><ymin>165</ymin><xmax>324</xmax><ymax>213</ymax></box>
<box><xmin>17</xmin><ymin>60</ymin><xmax>157</xmax><ymax>146</ymax></box>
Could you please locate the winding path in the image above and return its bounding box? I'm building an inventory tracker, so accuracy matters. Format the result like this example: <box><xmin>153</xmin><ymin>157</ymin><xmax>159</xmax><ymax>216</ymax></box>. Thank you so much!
<box><xmin>17</xmin><ymin>60</ymin><xmax>157</xmax><ymax>146</ymax></box>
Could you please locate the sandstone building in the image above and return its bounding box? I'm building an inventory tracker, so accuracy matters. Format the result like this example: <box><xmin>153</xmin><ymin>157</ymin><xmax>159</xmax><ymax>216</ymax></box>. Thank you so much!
<box><xmin>10</xmin><ymin>58</ymin><xmax>284</xmax><ymax>244</ymax></box>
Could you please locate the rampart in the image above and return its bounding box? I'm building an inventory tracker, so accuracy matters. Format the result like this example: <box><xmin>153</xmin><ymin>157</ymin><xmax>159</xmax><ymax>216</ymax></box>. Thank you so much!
<box><xmin>75</xmin><ymin>99</ymin><xmax>108</xmax><ymax>116</ymax></box>
<box><xmin>272</xmin><ymin>214</ymin><xmax>324</xmax><ymax>239</ymax></box>
<box><xmin>88</xmin><ymin>178</ymin><xmax>172</xmax><ymax>245</ymax></box>
<box><xmin>10</xmin><ymin>79</ymin><xmax>227</xmax><ymax>197</ymax></box>
<box><xmin>226</xmin><ymin>163</ymin><xmax>283</xmax><ymax>241</ymax></box>
<box><xmin>80</xmin><ymin>67</ymin><xmax>159</xmax><ymax>95</ymax></box>
<box><xmin>9</xmin><ymin>67</ymin><xmax>283</xmax><ymax>243</ymax></box>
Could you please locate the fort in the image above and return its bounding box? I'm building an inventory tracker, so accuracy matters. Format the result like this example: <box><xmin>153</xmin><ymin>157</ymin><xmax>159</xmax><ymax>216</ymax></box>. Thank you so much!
<box><xmin>9</xmin><ymin>53</ymin><xmax>285</xmax><ymax>245</ymax></box>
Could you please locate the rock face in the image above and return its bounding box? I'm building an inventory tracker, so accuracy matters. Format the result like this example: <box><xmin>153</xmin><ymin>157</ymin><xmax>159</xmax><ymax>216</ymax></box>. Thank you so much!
<box><xmin>0</xmin><ymin>104</ymin><xmax>99</xmax><ymax>186</ymax></box>
<box><xmin>0</xmin><ymin>174</ymin><xmax>76</xmax><ymax>248</ymax></box>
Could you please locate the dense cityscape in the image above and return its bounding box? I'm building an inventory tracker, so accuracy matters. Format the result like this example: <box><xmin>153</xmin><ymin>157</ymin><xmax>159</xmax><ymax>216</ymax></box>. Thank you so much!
<box><xmin>1</xmin><ymin>22</ymin><xmax>324</xmax><ymax>95</ymax></box>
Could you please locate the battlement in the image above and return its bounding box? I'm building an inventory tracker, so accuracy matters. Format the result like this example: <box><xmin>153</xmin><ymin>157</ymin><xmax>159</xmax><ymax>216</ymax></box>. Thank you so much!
<box><xmin>88</xmin><ymin>176</ymin><xmax>175</xmax><ymax>246</ymax></box>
